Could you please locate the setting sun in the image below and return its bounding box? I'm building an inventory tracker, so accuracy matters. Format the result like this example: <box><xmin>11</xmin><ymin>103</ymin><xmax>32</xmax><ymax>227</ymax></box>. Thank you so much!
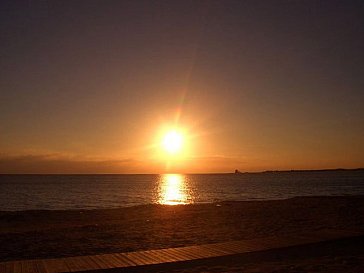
<box><xmin>162</xmin><ymin>130</ymin><xmax>183</xmax><ymax>154</ymax></box>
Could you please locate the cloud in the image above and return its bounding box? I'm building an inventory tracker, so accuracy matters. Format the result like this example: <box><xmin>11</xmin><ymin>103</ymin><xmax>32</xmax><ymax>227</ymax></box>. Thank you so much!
<box><xmin>0</xmin><ymin>153</ymin><xmax>251</xmax><ymax>174</ymax></box>
<box><xmin>0</xmin><ymin>154</ymin><xmax>141</xmax><ymax>174</ymax></box>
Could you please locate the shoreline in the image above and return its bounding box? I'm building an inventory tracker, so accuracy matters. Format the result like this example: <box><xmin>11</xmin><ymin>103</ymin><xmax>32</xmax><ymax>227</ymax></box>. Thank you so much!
<box><xmin>1</xmin><ymin>195</ymin><xmax>364</xmax><ymax>263</ymax></box>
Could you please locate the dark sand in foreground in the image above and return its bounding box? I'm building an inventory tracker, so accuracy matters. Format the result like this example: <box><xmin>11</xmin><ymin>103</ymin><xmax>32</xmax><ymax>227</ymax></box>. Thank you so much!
<box><xmin>1</xmin><ymin>196</ymin><xmax>364</xmax><ymax>272</ymax></box>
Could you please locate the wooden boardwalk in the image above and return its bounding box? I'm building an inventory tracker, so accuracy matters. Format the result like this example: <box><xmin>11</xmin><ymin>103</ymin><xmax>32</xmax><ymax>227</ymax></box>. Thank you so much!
<box><xmin>0</xmin><ymin>230</ymin><xmax>361</xmax><ymax>273</ymax></box>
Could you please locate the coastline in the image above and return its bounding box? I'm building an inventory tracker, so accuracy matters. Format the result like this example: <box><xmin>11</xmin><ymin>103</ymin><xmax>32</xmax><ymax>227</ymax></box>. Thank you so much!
<box><xmin>1</xmin><ymin>195</ymin><xmax>364</xmax><ymax>263</ymax></box>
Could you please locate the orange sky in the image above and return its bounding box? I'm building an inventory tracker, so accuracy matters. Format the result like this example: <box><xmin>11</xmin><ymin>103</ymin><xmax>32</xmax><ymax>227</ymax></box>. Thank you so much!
<box><xmin>1</xmin><ymin>1</ymin><xmax>364</xmax><ymax>173</ymax></box>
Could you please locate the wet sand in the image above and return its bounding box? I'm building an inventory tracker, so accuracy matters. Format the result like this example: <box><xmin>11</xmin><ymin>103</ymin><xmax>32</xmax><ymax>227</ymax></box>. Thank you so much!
<box><xmin>1</xmin><ymin>196</ymin><xmax>364</xmax><ymax>272</ymax></box>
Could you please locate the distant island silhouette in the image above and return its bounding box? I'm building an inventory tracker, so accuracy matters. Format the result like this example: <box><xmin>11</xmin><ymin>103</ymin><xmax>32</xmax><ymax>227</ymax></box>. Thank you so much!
<box><xmin>233</xmin><ymin>168</ymin><xmax>364</xmax><ymax>174</ymax></box>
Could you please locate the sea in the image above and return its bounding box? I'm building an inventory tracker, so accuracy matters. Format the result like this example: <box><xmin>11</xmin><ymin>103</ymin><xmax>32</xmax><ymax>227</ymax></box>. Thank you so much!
<box><xmin>1</xmin><ymin>170</ymin><xmax>364</xmax><ymax>211</ymax></box>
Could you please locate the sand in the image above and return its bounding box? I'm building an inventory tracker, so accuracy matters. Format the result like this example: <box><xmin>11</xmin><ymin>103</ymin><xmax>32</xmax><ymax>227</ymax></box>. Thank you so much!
<box><xmin>0</xmin><ymin>196</ymin><xmax>364</xmax><ymax>272</ymax></box>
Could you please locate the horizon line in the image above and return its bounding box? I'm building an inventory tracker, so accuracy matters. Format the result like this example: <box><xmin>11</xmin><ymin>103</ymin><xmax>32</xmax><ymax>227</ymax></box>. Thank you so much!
<box><xmin>1</xmin><ymin>167</ymin><xmax>364</xmax><ymax>175</ymax></box>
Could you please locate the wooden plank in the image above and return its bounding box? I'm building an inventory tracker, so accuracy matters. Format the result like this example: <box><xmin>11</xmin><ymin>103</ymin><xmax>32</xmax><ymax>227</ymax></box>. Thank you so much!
<box><xmin>135</xmin><ymin>251</ymin><xmax>161</xmax><ymax>264</ymax></box>
<box><xmin>185</xmin><ymin>246</ymin><xmax>220</xmax><ymax>257</ymax></box>
<box><xmin>164</xmin><ymin>248</ymin><xmax>194</xmax><ymax>260</ymax></box>
<box><xmin>62</xmin><ymin>257</ymin><xmax>82</xmax><ymax>272</ymax></box>
<box><xmin>146</xmin><ymin>249</ymin><xmax>181</xmax><ymax>262</ymax></box>
<box><xmin>156</xmin><ymin>248</ymin><xmax>193</xmax><ymax>261</ymax></box>
<box><xmin>142</xmin><ymin>249</ymin><xmax>176</xmax><ymax>263</ymax></box>
<box><xmin>35</xmin><ymin>261</ymin><xmax>47</xmax><ymax>273</ymax></box>
<box><xmin>13</xmin><ymin>261</ymin><xmax>23</xmax><ymax>273</ymax></box>
<box><xmin>201</xmin><ymin>244</ymin><xmax>232</xmax><ymax>255</ymax></box>
<box><xmin>42</xmin><ymin>258</ymin><xmax>69</xmax><ymax>273</ymax></box>
<box><xmin>0</xmin><ymin>262</ymin><xmax>6</xmax><ymax>273</ymax></box>
<box><xmin>2</xmin><ymin>233</ymin><xmax>361</xmax><ymax>273</ymax></box>
<box><xmin>183</xmin><ymin>245</ymin><xmax>219</xmax><ymax>257</ymax></box>
<box><xmin>84</xmin><ymin>255</ymin><xmax>107</xmax><ymax>270</ymax></box>
<box><xmin>1</xmin><ymin>261</ymin><xmax>14</xmax><ymax>273</ymax></box>
<box><xmin>77</xmin><ymin>256</ymin><xmax>102</xmax><ymax>270</ymax></box>
<box><xmin>124</xmin><ymin>251</ymin><xmax>158</xmax><ymax>265</ymax></box>
<box><xmin>112</xmin><ymin>253</ymin><xmax>138</xmax><ymax>267</ymax></box>
<box><xmin>122</xmin><ymin>252</ymin><xmax>148</xmax><ymax>266</ymax></box>
<box><xmin>101</xmin><ymin>254</ymin><xmax>128</xmax><ymax>268</ymax></box>
<box><xmin>63</xmin><ymin>256</ymin><xmax>95</xmax><ymax>272</ymax></box>
<box><xmin>17</xmin><ymin>260</ymin><xmax>38</xmax><ymax>273</ymax></box>
<box><xmin>181</xmin><ymin>246</ymin><xmax>213</xmax><ymax>259</ymax></box>
<box><xmin>19</xmin><ymin>260</ymin><xmax>41</xmax><ymax>273</ymax></box>
<box><xmin>88</xmin><ymin>255</ymin><xmax>115</xmax><ymax>269</ymax></box>
<box><xmin>95</xmin><ymin>254</ymin><xmax>122</xmax><ymax>268</ymax></box>
<box><xmin>167</xmin><ymin>247</ymin><xmax>203</xmax><ymax>260</ymax></box>
<box><xmin>137</xmin><ymin>250</ymin><xmax>167</xmax><ymax>263</ymax></box>
<box><xmin>172</xmin><ymin>246</ymin><xmax>209</xmax><ymax>259</ymax></box>
<box><xmin>160</xmin><ymin>250</ymin><xmax>183</xmax><ymax>262</ymax></box>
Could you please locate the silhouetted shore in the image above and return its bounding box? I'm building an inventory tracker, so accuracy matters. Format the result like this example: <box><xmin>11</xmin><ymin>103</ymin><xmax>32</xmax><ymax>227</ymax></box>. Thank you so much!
<box><xmin>233</xmin><ymin>167</ymin><xmax>364</xmax><ymax>174</ymax></box>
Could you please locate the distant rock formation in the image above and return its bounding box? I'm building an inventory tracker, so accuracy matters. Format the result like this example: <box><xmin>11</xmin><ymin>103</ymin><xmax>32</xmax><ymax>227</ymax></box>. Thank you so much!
<box><xmin>234</xmin><ymin>169</ymin><xmax>242</xmax><ymax>174</ymax></box>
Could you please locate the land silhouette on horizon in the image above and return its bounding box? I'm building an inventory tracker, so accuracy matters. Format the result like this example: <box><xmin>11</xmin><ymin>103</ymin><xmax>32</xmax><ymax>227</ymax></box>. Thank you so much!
<box><xmin>1</xmin><ymin>167</ymin><xmax>364</xmax><ymax>175</ymax></box>
<box><xmin>234</xmin><ymin>167</ymin><xmax>364</xmax><ymax>174</ymax></box>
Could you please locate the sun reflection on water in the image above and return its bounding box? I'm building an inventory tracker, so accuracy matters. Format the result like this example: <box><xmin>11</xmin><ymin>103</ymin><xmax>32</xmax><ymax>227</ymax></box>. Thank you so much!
<box><xmin>157</xmin><ymin>174</ymin><xmax>193</xmax><ymax>205</ymax></box>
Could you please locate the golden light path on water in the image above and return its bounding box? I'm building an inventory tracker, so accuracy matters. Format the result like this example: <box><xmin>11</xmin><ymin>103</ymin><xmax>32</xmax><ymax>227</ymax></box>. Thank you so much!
<box><xmin>157</xmin><ymin>174</ymin><xmax>194</xmax><ymax>205</ymax></box>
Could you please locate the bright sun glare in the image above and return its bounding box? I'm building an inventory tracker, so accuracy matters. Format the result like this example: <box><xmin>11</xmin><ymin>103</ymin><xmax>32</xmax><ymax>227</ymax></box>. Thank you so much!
<box><xmin>162</xmin><ymin>130</ymin><xmax>183</xmax><ymax>154</ymax></box>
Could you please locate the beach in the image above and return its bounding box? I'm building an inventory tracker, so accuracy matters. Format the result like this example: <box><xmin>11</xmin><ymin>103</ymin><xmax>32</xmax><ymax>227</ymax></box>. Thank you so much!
<box><xmin>1</xmin><ymin>196</ymin><xmax>364</xmax><ymax>272</ymax></box>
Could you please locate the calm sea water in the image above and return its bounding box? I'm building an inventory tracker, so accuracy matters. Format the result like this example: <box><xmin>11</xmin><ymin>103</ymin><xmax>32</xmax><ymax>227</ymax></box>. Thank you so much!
<box><xmin>1</xmin><ymin>170</ymin><xmax>364</xmax><ymax>211</ymax></box>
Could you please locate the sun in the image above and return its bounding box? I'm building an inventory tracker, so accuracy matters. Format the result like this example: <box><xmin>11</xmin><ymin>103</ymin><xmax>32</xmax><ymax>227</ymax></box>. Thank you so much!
<box><xmin>162</xmin><ymin>130</ymin><xmax>183</xmax><ymax>154</ymax></box>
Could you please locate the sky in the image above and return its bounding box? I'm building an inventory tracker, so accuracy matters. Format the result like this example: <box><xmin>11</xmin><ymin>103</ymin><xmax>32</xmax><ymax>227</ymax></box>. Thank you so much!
<box><xmin>1</xmin><ymin>0</ymin><xmax>363</xmax><ymax>174</ymax></box>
